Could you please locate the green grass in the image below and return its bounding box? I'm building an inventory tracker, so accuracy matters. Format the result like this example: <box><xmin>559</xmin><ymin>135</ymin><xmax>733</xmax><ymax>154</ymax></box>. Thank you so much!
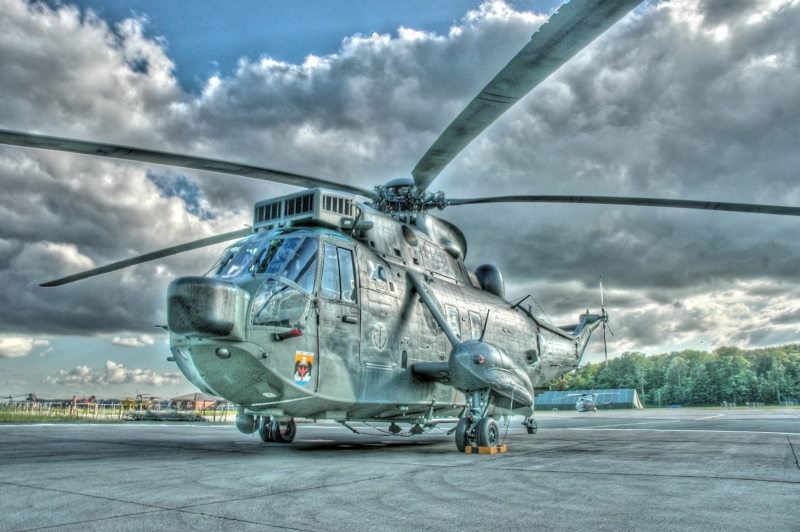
<box><xmin>0</xmin><ymin>406</ymin><xmax>125</xmax><ymax>423</ymax></box>
<box><xmin>0</xmin><ymin>406</ymin><xmax>235</xmax><ymax>423</ymax></box>
<box><xmin>0</xmin><ymin>412</ymin><xmax>122</xmax><ymax>423</ymax></box>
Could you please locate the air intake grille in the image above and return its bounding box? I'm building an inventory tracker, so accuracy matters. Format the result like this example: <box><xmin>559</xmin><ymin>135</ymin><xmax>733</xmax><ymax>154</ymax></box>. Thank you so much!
<box><xmin>285</xmin><ymin>193</ymin><xmax>314</xmax><ymax>217</ymax></box>
<box><xmin>255</xmin><ymin>201</ymin><xmax>281</xmax><ymax>223</ymax></box>
<box><xmin>253</xmin><ymin>189</ymin><xmax>357</xmax><ymax>231</ymax></box>
<box><xmin>323</xmin><ymin>195</ymin><xmax>354</xmax><ymax>216</ymax></box>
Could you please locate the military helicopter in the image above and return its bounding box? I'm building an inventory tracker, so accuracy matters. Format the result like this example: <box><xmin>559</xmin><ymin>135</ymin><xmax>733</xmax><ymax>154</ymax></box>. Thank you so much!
<box><xmin>566</xmin><ymin>392</ymin><xmax>609</xmax><ymax>412</ymax></box>
<box><xmin>2</xmin><ymin>0</ymin><xmax>800</xmax><ymax>451</ymax></box>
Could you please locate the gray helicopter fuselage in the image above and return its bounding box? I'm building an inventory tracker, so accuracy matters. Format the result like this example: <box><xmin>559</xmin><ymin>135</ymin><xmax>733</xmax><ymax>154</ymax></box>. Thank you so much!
<box><xmin>167</xmin><ymin>202</ymin><xmax>597</xmax><ymax>423</ymax></box>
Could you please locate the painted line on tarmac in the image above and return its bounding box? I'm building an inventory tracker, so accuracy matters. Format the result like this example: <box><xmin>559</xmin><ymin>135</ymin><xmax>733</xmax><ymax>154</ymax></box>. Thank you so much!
<box><xmin>563</xmin><ymin>427</ymin><xmax>800</xmax><ymax>436</ymax></box>
<box><xmin>694</xmin><ymin>414</ymin><xmax>725</xmax><ymax>420</ymax></box>
<box><xmin>0</xmin><ymin>423</ymin><xmax>230</xmax><ymax>429</ymax></box>
<box><xmin>564</xmin><ymin>419</ymin><xmax>682</xmax><ymax>429</ymax></box>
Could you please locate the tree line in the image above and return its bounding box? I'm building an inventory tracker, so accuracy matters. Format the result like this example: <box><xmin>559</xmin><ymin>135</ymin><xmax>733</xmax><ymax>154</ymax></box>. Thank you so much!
<box><xmin>549</xmin><ymin>344</ymin><xmax>800</xmax><ymax>406</ymax></box>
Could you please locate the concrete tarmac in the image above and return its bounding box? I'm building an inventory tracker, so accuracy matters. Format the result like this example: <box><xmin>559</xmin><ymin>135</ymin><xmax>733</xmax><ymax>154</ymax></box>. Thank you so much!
<box><xmin>1</xmin><ymin>408</ymin><xmax>799</xmax><ymax>531</ymax></box>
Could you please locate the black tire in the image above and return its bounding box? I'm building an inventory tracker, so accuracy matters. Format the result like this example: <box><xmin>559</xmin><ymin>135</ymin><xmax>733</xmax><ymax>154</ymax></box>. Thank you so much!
<box><xmin>454</xmin><ymin>417</ymin><xmax>471</xmax><ymax>452</ymax></box>
<box><xmin>476</xmin><ymin>417</ymin><xmax>499</xmax><ymax>448</ymax></box>
<box><xmin>236</xmin><ymin>413</ymin><xmax>258</xmax><ymax>435</ymax></box>
<box><xmin>258</xmin><ymin>416</ymin><xmax>273</xmax><ymax>442</ymax></box>
<box><xmin>526</xmin><ymin>419</ymin><xmax>538</xmax><ymax>435</ymax></box>
<box><xmin>270</xmin><ymin>418</ymin><xmax>297</xmax><ymax>443</ymax></box>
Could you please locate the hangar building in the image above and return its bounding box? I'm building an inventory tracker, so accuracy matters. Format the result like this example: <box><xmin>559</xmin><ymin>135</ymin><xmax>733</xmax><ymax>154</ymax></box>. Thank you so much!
<box><xmin>535</xmin><ymin>389</ymin><xmax>644</xmax><ymax>411</ymax></box>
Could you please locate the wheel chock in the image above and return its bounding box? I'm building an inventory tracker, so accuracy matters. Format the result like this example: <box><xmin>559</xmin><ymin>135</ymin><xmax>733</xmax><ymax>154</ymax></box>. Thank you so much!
<box><xmin>465</xmin><ymin>445</ymin><xmax>507</xmax><ymax>454</ymax></box>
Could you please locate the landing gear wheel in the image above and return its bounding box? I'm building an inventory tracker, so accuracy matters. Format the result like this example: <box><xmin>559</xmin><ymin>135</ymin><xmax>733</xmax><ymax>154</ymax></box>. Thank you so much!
<box><xmin>454</xmin><ymin>417</ymin><xmax>471</xmax><ymax>452</ymax></box>
<box><xmin>526</xmin><ymin>419</ymin><xmax>538</xmax><ymax>435</ymax></box>
<box><xmin>476</xmin><ymin>417</ymin><xmax>499</xmax><ymax>448</ymax></box>
<box><xmin>270</xmin><ymin>418</ymin><xmax>297</xmax><ymax>443</ymax></box>
<box><xmin>258</xmin><ymin>416</ymin><xmax>274</xmax><ymax>442</ymax></box>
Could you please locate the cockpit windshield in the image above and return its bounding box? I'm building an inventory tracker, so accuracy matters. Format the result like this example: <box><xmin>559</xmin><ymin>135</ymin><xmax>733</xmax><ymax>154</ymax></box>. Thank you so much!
<box><xmin>208</xmin><ymin>232</ymin><xmax>324</xmax><ymax>328</ymax></box>
<box><xmin>215</xmin><ymin>238</ymin><xmax>261</xmax><ymax>278</ymax></box>
<box><xmin>213</xmin><ymin>234</ymin><xmax>317</xmax><ymax>283</ymax></box>
<box><xmin>253</xmin><ymin>237</ymin><xmax>301</xmax><ymax>276</ymax></box>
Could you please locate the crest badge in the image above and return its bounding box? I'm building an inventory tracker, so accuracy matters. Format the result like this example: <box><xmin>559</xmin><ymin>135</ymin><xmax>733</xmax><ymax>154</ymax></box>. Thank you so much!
<box><xmin>294</xmin><ymin>352</ymin><xmax>314</xmax><ymax>386</ymax></box>
<box><xmin>372</xmin><ymin>323</ymin><xmax>388</xmax><ymax>349</ymax></box>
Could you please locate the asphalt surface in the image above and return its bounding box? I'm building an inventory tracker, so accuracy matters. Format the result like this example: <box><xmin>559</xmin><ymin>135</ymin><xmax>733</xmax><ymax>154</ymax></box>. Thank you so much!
<box><xmin>1</xmin><ymin>408</ymin><xmax>799</xmax><ymax>531</ymax></box>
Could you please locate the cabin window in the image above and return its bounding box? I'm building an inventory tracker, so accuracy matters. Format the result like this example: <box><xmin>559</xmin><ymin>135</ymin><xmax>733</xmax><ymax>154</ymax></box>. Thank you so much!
<box><xmin>469</xmin><ymin>311</ymin><xmax>482</xmax><ymax>340</ymax></box>
<box><xmin>321</xmin><ymin>243</ymin><xmax>357</xmax><ymax>302</ymax></box>
<box><xmin>445</xmin><ymin>305</ymin><xmax>461</xmax><ymax>339</ymax></box>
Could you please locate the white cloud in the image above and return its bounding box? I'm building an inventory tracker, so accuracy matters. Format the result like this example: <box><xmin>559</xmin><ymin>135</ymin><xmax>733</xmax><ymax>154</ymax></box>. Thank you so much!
<box><xmin>0</xmin><ymin>335</ymin><xmax>50</xmax><ymax>358</ymax></box>
<box><xmin>46</xmin><ymin>360</ymin><xmax>183</xmax><ymax>386</ymax></box>
<box><xmin>111</xmin><ymin>335</ymin><xmax>155</xmax><ymax>348</ymax></box>
<box><xmin>0</xmin><ymin>0</ymin><xmax>799</xmax><ymax>359</ymax></box>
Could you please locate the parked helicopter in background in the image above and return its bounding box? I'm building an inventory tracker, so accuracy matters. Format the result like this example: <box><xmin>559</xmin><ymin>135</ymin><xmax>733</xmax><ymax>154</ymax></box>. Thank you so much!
<box><xmin>566</xmin><ymin>393</ymin><xmax>609</xmax><ymax>412</ymax></box>
<box><xmin>3</xmin><ymin>0</ymin><xmax>800</xmax><ymax>451</ymax></box>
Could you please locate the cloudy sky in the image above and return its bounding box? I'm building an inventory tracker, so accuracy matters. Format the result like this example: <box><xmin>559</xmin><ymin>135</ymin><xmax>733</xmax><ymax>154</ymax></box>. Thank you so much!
<box><xmin>1</xmin><ymin>0</ymin><xmax>799</xmax><ymax>399</ymax></box>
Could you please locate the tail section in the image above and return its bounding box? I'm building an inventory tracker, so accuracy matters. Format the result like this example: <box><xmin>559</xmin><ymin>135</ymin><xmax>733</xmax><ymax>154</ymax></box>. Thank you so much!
<box><xmin>574</xmin><ymin>309</ymin><xmax>605</xmax><ymax>366</ymax></box>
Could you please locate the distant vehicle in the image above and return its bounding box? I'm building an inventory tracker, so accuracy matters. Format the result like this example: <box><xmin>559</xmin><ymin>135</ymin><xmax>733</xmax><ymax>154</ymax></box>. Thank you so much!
<box><xmin>669</xmin><ymin>404</ymin><xmax>681</xmax><ymax>408</ymax></box>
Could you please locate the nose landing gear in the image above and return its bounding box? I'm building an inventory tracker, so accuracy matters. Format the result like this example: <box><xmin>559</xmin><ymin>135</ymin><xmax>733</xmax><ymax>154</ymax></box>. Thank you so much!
<box><xmin>454</xmin><ymin>389</ymin><xmax>500</xmax><ymax>451</ymax></box>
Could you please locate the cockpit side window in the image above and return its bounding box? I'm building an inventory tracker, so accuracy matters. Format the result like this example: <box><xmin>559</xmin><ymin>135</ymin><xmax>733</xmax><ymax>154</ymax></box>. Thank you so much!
<box><xmin>321</xmin><ymin>244</ymin><xmax>341</xmax><ymax>300</ymax></box>
<box><xmin>321</xmin><ymin>243</ymin><xmax>357</xmax><ymax>302</ymax></box>
<box><xmin>338</xmin><ymin>247</ymin><xmax>357</xmax><ymax>303</ymax></box>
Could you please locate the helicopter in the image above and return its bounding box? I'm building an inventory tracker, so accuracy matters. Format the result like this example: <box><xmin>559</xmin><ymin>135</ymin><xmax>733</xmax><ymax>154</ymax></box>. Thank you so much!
<box><xmin>2</xmin><ymin>0</ymin><xmax>800</xmax><ymax>451</ymax></box>
<box><xmin>565</xmin><ymin>392</ymin><xmax>609</xmax><ymax>412</ymax></box>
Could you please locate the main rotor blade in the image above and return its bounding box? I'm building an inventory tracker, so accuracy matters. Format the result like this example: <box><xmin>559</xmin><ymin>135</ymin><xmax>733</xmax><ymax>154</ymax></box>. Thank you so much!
<box><xmin>40</xmin><ymin>227</ymin><xmax>252</xmax><ymax>287</ymax></box>
<box><xmin>447</xmin><ymin>195</ymin><xmax>800</xmax><ymax>217</ymax></box>
<box><xmin>0</xmin><ymin>129</ymin><xmax>377</xmax><ymax>200</ymax></box>
<box><xmin>411</xmin><ymin>0</ymin><xmax>642</xmax><ymax>192</ymax></box>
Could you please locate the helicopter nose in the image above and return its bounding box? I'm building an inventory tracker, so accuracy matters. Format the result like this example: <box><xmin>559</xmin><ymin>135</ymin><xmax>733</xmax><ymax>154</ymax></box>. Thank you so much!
<box><xmin>167</xmin><ymin>277</ymin><xmax>249</xmax><ymax>340</ymax></box>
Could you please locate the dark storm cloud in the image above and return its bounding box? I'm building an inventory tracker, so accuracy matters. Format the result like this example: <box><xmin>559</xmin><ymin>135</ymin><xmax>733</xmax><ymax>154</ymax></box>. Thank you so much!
<box><xmin>0</xmin><ymin>0</ymin><xmax>798</xmax><ymax>356</ymax></box>
<box><xmin>436</xmin><ymin>0</ymin><xmax>800</xmax><ymax>355</ymax></box>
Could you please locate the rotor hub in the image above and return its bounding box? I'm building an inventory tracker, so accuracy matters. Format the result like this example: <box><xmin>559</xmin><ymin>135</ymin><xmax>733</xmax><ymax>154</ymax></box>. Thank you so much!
<box><xmin>373</xmin><ymin>178</ymin><xmax>446</xmax><ymax>213</ymax></box>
